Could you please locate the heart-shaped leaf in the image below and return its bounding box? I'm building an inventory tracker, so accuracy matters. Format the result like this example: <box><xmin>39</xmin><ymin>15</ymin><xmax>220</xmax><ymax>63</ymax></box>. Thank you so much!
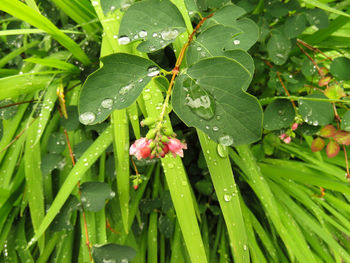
<box><xmin>78</xmin><ymin>53</ymin><xmax>159</xmax><ymax>125</ymax></box>
<box><xmin>263</xmin><ymin>99</ymin><xmax>295</xmax><ymax>130</ymax></box>
<box><xmin>298</xmin><ymin>93</ymin><xmax>334</xmax><ymax>126</ymax></box>
<box><xmin>118</xmin><ymin>0</ymin><xmax>186</xmax><ymax>53</ymax></box>
<box><xmin>201</xmin><ymin>5</ymin><xmax>258</xmax><ymax>51</ymax></box>
<box><xmin>172</xmin><ymin>54</ymin><xmax>262</xmax><ymax>146</ymax></box>
<box><xmin>330</xmin><ymin>57</ymin><xmax>350</xmax><ymax>80</ymax></box>
<box><xmin>92</xmin><ymin>243</ymin><xmax>136</xmax><ymax>263</ymax></box>
<box><xmin>80</xmin><ymin>182</ymin><xmax>115</xmax><ymax>212</ymax></box>
<box><xmin>51</xmin><ymin>196</ymin><xmax>81</xmax><ymax>232</ymax></box>
<box><xmin>311</xmin><ymin>137</ymin><xmax>325</xmax><ymax>152</ymax></box>
<box><xmin>283</xmin><ymin>13</ymin><xmax>307</xmax><ymax>39</ymax></box>
<box><xmin>326</xmin><ymin>140</ymin><xmax>340</xmax><ymax>158</ymax></box>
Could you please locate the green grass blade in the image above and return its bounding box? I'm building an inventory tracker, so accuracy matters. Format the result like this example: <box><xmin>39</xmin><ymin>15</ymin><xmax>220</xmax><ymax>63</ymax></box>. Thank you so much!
<box><xmin>301</xmin><ymin>0</ymin><xmax>350</xmax><ymax>18</ymax></box>
<box><xmin>197</xmin><ymin>131</ymin><xmax>249</xmax><ymax>263</ymax></box>
<box><xmin>28</xmin><ymin>125</ymin><xmax>113</xmax><ymax>246</ymax></box>
<box><xmin>0</xmin><ymin>40</ymin><xmax>39</xmax><ymax>68</ymax></box>
<box><xmin>111</xmin><ymin>110</ymin><xmax>130</xmax><ymax>233</ymax></box>
<box><xmin>24</xmin><ymin>58</ymin><xmax>79</xmax><ymax>72</ymax></box>
<box><xmin>0</xmin><ymin>0</ymin><xmax>91</xmax><ymax>65</ymax></box>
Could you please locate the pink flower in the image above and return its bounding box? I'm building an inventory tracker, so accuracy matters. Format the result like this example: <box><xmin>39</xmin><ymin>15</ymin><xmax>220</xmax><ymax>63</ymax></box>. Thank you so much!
<box><xmin>279</xmin><ymin>133</ymin><xmax>286</xmax><ymax>140</ymax></box>
<box><xmin>130</xmin><ymin>138</ymin><xmax>151</xmax><ymax>160</ymax></box>
<box><xmin>291</xmin><ymin>123</ymin><xmax>298</xmax><ymax>131</ymax></box>
<box><xmin>167</xmin><ymin>138</ymin><xmax>187</xmax><ymax>157</ymax></box>
<box><xmin>283</xmin><ymin>136</ymin><xmax>291</xmax><ymax>144</ymax></box>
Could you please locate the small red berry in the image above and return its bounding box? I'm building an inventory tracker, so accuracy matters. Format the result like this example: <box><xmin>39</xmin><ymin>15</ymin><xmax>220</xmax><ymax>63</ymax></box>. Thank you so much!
<box><xmin>133</xmin><ymin>185</ymin><xmax>139</xmax><ymax>190</ymax></box>
<box><xmin>140</xmin><ymin>146</ymin><xmax>151</xmax><ymax>158</ymax></box>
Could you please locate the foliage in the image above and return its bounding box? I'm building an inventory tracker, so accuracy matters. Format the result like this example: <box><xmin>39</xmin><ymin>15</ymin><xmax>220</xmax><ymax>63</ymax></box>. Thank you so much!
<box><xmin>0</xmin><ymin>0</ymin><xmax>350</xmax><ymax>262</ymax></box>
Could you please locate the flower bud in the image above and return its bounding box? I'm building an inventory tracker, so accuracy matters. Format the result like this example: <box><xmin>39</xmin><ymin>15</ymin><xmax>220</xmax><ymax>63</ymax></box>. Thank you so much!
<box><xmin>161</xmin><ymin>135</ymin><xmax>169</xmax><ymax>143</ymax></box>
<box><xmin>162</xmin><ymin>127</ymin><xmax>173</xmax><ymax>136</ymax></box>
<box><xmin>141</xmin><ymin>117</ymin><xmax>156</xmax><ymax>127</ymax></box>
<box><xmin>146</xmin><ymin>129</ymin><xmax>156</xmax><ymax>139</ymax></box>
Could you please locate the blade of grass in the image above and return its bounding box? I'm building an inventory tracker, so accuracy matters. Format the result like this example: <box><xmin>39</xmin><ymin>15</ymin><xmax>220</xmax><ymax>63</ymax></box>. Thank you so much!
<box><xmin>0</xmin><ymin>40</ymin><xmax>39</xmax><ymax>68</ymax></box>
<box><xmin>197</xmin><ymin>131</ymin><xmax>249</xmax><ymax>263</ymax></box>
<box><xmin>0</xmin><ymin>0</ymin><xmax>91</xmax><ymax>65</ymax></box>
<box><xmin>24</xmin><ymin>58</ymin><xmax>79</xmax><ymax>72</ymax></box>
<box><xmin>28</xmin><ymin>125</ymin><xmax>113</xmax><ymax>246</ymax></box>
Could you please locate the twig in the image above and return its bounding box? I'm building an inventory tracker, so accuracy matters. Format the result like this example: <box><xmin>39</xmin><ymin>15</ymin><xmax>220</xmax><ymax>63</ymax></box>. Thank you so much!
<box><xmin>276</xmin><ymin>72</ymin><xmax>296</xmax><ymax>109</ymax></box>
<box><xmin>0</xmin><ymin>99</ymin><xmax>37</xmax><ymax>110</ymax></box>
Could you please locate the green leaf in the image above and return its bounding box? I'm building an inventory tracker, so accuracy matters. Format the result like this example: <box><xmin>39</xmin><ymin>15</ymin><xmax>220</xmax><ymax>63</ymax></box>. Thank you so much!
<box><xmin>263</xmin><ymin>99</ymin><xmax>295</xmax><ymax>130</ymax></box>
<box><xmin>341</xmin><ymin>110</ymin><xmax>350</xmax><ymax>131</ymax></box>
<box><xmin>284</xmin><ymin>13</ymin><xmax>308</xmax><ymax>39</ymax></box>
<box><xmin>305</xmin><ymin>8</ymin><xmax>329</xmax><ymax>29</ymax></box>
<box><xmin>47</xmin><ymin>132</ymin><xmax>66</xmax><ymax>154</ymax></box>
<box><xmin>0</xmin><ymin>99</ymin><xmax>18</xmax><ymax>120</ymax></box>
<box><xmin>173</xmin><ymin>55</ymin><xmax>262</xmax><ymax>145</ymax></box>
<box><xmin>51</xmin><ymin>196</ymin><xmax>81</xmax><ymax>232</ymax></box>
<box><xmin>267</xmin><ymin>29</ymin><xmax>291</xmax><ymax>65</ymax></box>
<box><xmin>118</xmin><ymin>0</ymin><xmax>186</xmax><ymax>53</ymax></box>
<box><xmin>158</xmin><ymin>214</ymin><xmax>175</xmax><ymax>238</ymax></box>
<box><xmin>298</xmin><ymin>94</ymin><xmax>334</xmax><ymax>126</ymax></box>
<box><xmin>41</xmin><ymin>153</ymin><xmax>65</xmax><ymax>175</ymax></box>
<box><xmin>330</xmin><ymin>57</ymin><xmax>350</xmax><ymax>80</ymax></box>
<box><xmin>92</xmin><ymin>243</ymin><xmax>136</xmax><ymax>263</ymax></box>
<box><xmin>60</xmin><ymin>106</ymin><xmax>80</xmax><ymax>131</ymax></box>
<box><xmin>195</xmin><ymin>180</ymin><xmax>214</xmax><ymax>195</ymax></box>
<box><xmin>80</xmin><ymin>182</ymin><xmax>115</xmax><ymax>212</ymax></box>
<box><xmin>101</xmin><ymin>0</ymin><xmax>134</xmax><ymax>15</ymax></box>
<box><xmin>201</xmin><ymin>5</ymin><xmax>258</xmax><ymax>51</ymax></box>
<box><xmin>324</xmin><ymin>85</ymin><xmax>345</xmax><ymax>99</ymax></box>
<box><xmin>78</xmin><ymin>53</ymin><xmax>159</xmax><ymax>125</ymax></box>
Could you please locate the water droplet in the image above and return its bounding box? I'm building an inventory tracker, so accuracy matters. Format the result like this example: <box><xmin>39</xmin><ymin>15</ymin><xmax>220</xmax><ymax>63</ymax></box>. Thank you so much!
<box><xmin>196</xmin><ymin>47</ymin><xmax>202</xmax><ymax>51</ymax></box>
<box><xmin>233</xmin><ymin>39</ymin><xmax>240</xmax><ymax>45</ymax></box>
<box><xmin>168</xmin><ymin>163</ymin><xmax>174</xmax><ymax>168</ymax></box>
<box><xmin>92</xmin><ymin>1</ymin><xmax>98</xmax><ymax>6</ymax></box>
<box><xmin>101</xmin><ymin>98</ymin><xmax>113</xmax><ymax>109</ymax></box>
<box><xmin>183</xmin><ymin>78</ymin><xmax>215</xmax><ymax>120</ymax></box>
<box><xmin>243</xmin><ymin>244</ymin><xmax>248</xmax><ymax>250</ymax></box>
<box><xmin>79</xmin><ymin>112</ymin><xmax>96</xmax><ymax>125</ymax></box>
<box><xmin>212</xmin><ymin>126</ymin><xmax>219</xmax><ymax>131</ymax></box>
<box><xmin>139</xmin><ymin>30</ymin><xmax>147</xmax><ymax>38</ymax></box>
<box><xmin>152</xmin><ymin>32</ymin><xmax>158</xmax><ymax>37</ymax></box>
<box><xmin>161</xmin><ymin>29</ymin><xmax>179</xmax><ymax>41</ymax></box>
<box><xmin>118</xmin><ymin>35</ymin><xmax>130</xmax><ymax>45</ymax></box>
<box><xmin>147</xmin><ymin>66</ymin><xmax>160</xmax><ymax>77</ymax></box>
<box><xmin>119</xmin><ymin>83</ymin><xmax>134</xmax><ymax>95</ymax></box>
<box><xmin>219</xmin><ymin>135</ymin><xmax>233</xmax><ymax>146</ymax></box>
<box><xmin>223</xmin><ymin>193</ymin><xmax>232</xmax><ymax>202</ymax></box>
<box><xmin>143</xmin><ymin>93</ymin><xmax>151</xmax><ymax>100</ymax></box>
<box><xmin>217</xmin><ymin>144</ymin><xmax>228</xmax><ymax>158</ymax></box>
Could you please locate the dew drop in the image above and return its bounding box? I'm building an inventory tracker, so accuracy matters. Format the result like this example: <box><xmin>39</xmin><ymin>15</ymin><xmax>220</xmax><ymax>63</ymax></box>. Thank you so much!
<box><xmin>212</xmin><ymin>126</ymin><xmax>219</xmax><ymax>131</ymax></box>
<box><xmin>196</xmin><ymin>47</ymin><xmax>202</xmax><ymax>51</ymax></box>
<box><xmin>233</xmin><ymin>39</ymin><xmax>240</xmax><ymax>45</ymax></box>
<box><xmin>139</xmin><ymin>30</ymin><xmax>147</xmax><ymax>38</ymax></box>
<box><xmin>143</xmin><ymin>93</ymin><xmax>151</xmax><ymax>100</ymax></box>
<box><xmin>161</xmin><ymin>29</ymin><xmax>179</xmax><ymax>41</ymax></box>
<box><xmin>219</xmin><ymin>135</ymin><xmax>234</xmax><ymax>146</ymax></box>
<box><xmin>147</xmin><ymin>66</ymin><xmax>160</xmax><ymax>77</ymax></box>
<box><xmin>101</xmin><ymin>98</ymin><xmax>113</xmax><ymax>109</ymax></box>
<box><xmin>152</xmin><ymin>32</ymin><xmax>158</xmax><ymax>37</ymax></box>
<box><xmin>217</xmin><ymin>144</ymin><xmax>228</xmax><ymax>158</ymax></box>
<box><xmin>223</xmin><ymin>193</ymin><xmax>232</xmax><ymax>202</ymax></box>
<box><xmin>92</xmin><ymin>1</ymin><xmax>98</xmax><ymax>6</ymax></box>
<box><xmin>119</xmin><ymin>83</ymin><xmax>134</xmax><ymax>95</ymax></box>
<box><xmin>118</xmin><ymin>35</ymin><xmax>130</xmax><ymax>45</ymax></box>
<box><xmin>79</xmin><ymin>112</ymin><xmax>96</xmax><ymax>125</ymax></box>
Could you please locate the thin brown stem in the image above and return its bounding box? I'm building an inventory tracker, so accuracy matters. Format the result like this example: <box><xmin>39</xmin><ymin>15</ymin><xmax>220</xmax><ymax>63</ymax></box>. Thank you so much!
<box><xmin>63</xmin><ymin>123</ymin><xmax>93</xmax><ymax>261</ymax></box>
<box><xmin>296</xmin><ymin>42</ymin><xmax>324</xmax><ymax>77</ymax></box>
<box><xmin>276</xmin><ymin>72</ymin><xmax>296</xmax><ymax>109</ymax></box>
<box><xmin>297</xmin><ymin>39</ymin><xmax>332</xmax><ymax>61</ymax></box>
<box><xmin>0</xmin><ymin>99</ymin><xmax>37</xmax><ymax>110</ymax></box>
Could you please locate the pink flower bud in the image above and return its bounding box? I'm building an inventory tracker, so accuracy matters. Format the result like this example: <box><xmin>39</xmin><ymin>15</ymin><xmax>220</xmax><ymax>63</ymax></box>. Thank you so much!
<box><xmin>291</xmin><ymin>123</ymin><xmax>298</xmax><ymax>131</ymax></box>
<box><xmin>283</xmin><ymin>136</ymin><xmax>291</xmax><ymax>144</ymax></box>
<box><xmin>279</xmin><ymin>133</ymin><xmax>286</xmax><ymax>140</ymax></box>
<box><xmin>129</xmin><ymin>138</ymin><xmax>152</xmax><ymax>160</ymax></box>
<box><xmin>167</xmin><ymin>138</ymin><xmax>187</xmax><ymax>158</ymax></box>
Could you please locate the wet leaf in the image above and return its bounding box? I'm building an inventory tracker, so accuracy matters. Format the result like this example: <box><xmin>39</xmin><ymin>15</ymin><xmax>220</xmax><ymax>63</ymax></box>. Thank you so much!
<box><xmin>319</xmin><ymin>125</ymin><xmax>336</xmax><ymax>138</ymax></box>
<box><xmin>305</xmin><ymin>8</ymin><xmax>329</xmax><ymax>29</ymax></box>
<box><xmin>0</xmin><ymin>99</ymin><xmax>18</xmax><ymax>120</ymax></box>
<box><xmin>92</xmin><ymin>243</ymin><xmax>136</xmax><ymax>263</ymax></box>
<box><xmin>51</xmin><ymin>196</ymin><xmax>81</xmax><ymax>232</ymax></box>
<box><xmin>60</xmin><ymin>106</ymin><xmax>80</xmax><ymax>131</ymax></box>
<box><xmin>311</xmin><ymin>137</ymin><xmax>325</xmax><ymax>152</ymax></box>
<box><xmin>172</xmin><ymin>54</ymin><xmax>262</xmax><ymax>145</ymax></box>
<box><xmin>78</xmin><ymin>53</ymin><xmax>159</xmax><ymax>125</ymax></box>
<box><xmin>41</xmin><ymin>153</ymin><xmax>65</xmax><ymax>175</ymax></box>
<box><xmin>118</xmin><ymin>0</ymin><xmax>186</xmax><ymax>53</ymax></box>
<box><xmin>195</xmin><ymin>179</ymin><xmax>214</xmax><ymax>195</ymax></box>
<box><xmin>80</xmin><ymin>182</ymin><xmax>115</xmax><ymax>212</ymax></box>
<box><xmin>267</xmin><ymin>29</ymin><xmax>291</xmax><ymax>65</ymax></box>
<box><xmin>158</xmin><ymin>214</ymin><xmax>175</xmax><ymax>238</ymax></box>
<box><xmin>101</xmin><ymin>0</ymin><xmax>134</xmax><ymax>15</ymax></box>
<box><xmin>326</xmin><ymin>140</ymin><xmax>340</xmax><ymax>158</ymax></box>
<box><xmin>47</xmin><ymin>132</ymin><xmax>66</xmax><ymax>154</ymax></box>
<box><xmin>341</xmin><ymin>110</ymin><xmax>350</xmax><ymax>131</ymax></box>
<box><xmin>330</xmin><ymin>57</ymin><xmax>350</xmax><ymax>80</ymax></box>
<box><xmin>298</xmin><ymin>94</ymin><xmax>334</xmax><ymax>126</ymax></box>
<box><xmin>284</xmin><ymin>13</ymin><xmax>308</xmax><ymax>39</ymax></box>
<box><xmin>263</xmin><ymin>99</ymin><xmax>295</xmax><ymax>130</ymax></box>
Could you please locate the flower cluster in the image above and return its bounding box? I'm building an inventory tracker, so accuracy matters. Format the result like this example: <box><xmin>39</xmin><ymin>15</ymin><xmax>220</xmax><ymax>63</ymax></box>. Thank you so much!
<box><xmin>279</xmin><ymin>122</ymin><xmax>299</xmax><ymax>144</ymax></box>
<box><xmin>130</xmin><ymin>129</ymin><xmax>187</xmax><ymax>160</ymax></box>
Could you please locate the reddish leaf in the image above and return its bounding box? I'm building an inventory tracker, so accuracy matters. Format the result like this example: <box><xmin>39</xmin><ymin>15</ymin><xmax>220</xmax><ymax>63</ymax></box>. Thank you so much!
<box><xmin>319</xmin><ymin>67</ymin><xmax>328</xmax><ymax>76</ymax></box>
<box><xmin>319</xmin><ymin>125</ymin><xmax>336</xmax><ymax>138</ymax></box>
<box><xmin>318</xmin><ymin>76</ymin><xmax>332</xmax><ymax>87</ymax></box>
<box><xmin>334</xmin><ymin>130</ymin><xmax>350</xmax><ymax>145</ymax></box>
<box><xmin>324</xmin><ymin>85</ymin><xmax>346</xmax><ymax>100</ymax></box>
<box><xmin>311</xmin><ymin>137</ymin><xmax>325</xmax><ymax>152</ymax></box>
<box><xmin>326</xmin><ymin>140</ymin><xmax>340</xmax><ymax>158</ymax></box>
